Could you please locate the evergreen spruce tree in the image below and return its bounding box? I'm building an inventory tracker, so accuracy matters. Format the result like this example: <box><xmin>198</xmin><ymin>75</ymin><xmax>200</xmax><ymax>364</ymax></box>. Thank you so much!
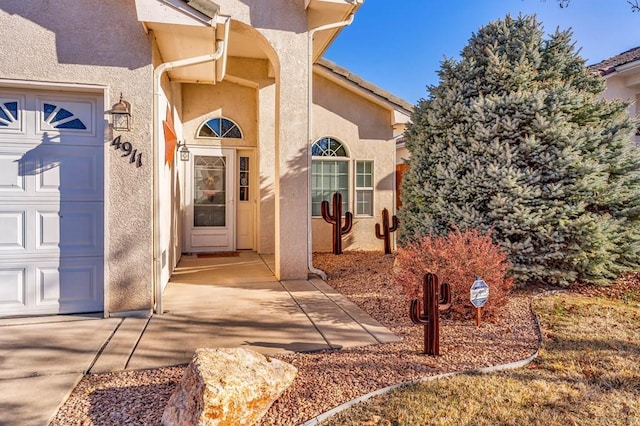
<box><xmin>399</xmin><ymin>14</ymin><xmax>640</xmax><ymax>286</ymax></box>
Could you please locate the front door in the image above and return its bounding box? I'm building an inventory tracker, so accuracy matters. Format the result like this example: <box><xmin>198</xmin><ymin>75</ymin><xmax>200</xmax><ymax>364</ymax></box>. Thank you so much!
<box><xmin>184</xmin><ymin>147</ymin><xmax>235</xmax><ymax>253</ymax></box>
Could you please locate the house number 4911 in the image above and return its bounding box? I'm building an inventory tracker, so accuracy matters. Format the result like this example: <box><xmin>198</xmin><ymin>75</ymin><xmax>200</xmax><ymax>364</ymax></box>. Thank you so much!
<box><xmin>111</xmin><ymin>135</ymin><xmax>142</xmax><ymax>168</ymax></box>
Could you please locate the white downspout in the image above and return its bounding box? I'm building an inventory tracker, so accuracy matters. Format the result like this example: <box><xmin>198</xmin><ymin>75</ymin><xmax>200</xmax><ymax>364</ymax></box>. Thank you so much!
<box><xmin>153</xmin><ymin>40</ymin><xmax>225</xmax><ymax>315</ymax></box>
<box><xmin>307</xmin><ymin>14</ymin><xmax>356</xmax><ymax>281</ymax></box>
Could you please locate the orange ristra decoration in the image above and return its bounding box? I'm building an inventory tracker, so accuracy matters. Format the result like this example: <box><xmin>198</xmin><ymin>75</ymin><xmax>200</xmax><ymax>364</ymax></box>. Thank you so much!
<box><xmin>163</xmin><ymin>107</ymin><xmax>178</xmax><ymax>167</ymax></box>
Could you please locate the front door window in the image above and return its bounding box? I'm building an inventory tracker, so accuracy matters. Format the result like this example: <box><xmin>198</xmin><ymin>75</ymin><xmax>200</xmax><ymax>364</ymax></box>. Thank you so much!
<box><xmin>194</xmin><ymin>155</ymin><xmax>226</xmax><ymax>227</ymax></box>
<box><xmin>239</xmin><ymin>156</ymin><xmax>250</xmax><ymax>201</ymax></box>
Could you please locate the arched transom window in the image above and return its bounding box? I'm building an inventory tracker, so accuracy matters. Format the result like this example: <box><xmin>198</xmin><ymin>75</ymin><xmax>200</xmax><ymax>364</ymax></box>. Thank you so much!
<box><xmin>311</xmin><ymin>137</ymin><xmax>374</xmax><ymax>217</ymax></box>
<box><xmin>197</xmin><ymin>117</ymin><xmax>242</xmax><ymax>139</ymax></box>
<box><xmin>312</xmin><ymin>136</ymin><xmax>348</xmax><ymax>157</ymax></box>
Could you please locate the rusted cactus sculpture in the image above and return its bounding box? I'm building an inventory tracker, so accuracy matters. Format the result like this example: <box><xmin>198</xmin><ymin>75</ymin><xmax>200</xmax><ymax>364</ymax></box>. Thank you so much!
<box><xmin>409</xmin><ymin>272</ymin><xmax>452</xmax><ymax>356</ymax></box>
<box><xmin>375</xmin><ymin>208</ymin><xmax>399</xmax><ymax>254</ymax></box>
<box><xmin>321</xmin><ymin>192</ymin><xmax>353</xmax><ymax>255</ymax></box>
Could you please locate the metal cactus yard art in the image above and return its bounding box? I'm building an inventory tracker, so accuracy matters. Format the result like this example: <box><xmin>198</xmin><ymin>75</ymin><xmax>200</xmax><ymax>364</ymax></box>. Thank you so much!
<box><xmin>375</xmin><ymin>208</ymin><xmax>399</xmax><ymax>254</ymax></box>
<box><xmin>409</xmin><ymin>272</ymin><xmax>452</xmax><ymax>356</ymax></box>
<box><xmin>321</xmin><ymin>192</ymin><xmax>353</xmax><ymax>255</ymax></box>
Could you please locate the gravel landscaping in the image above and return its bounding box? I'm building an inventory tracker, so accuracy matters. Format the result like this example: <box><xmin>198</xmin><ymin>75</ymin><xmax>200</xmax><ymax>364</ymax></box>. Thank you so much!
<box><xmin>51</xmin><ymin>251</ymin><xmax>540</xmax><ymax>425</ymax></box>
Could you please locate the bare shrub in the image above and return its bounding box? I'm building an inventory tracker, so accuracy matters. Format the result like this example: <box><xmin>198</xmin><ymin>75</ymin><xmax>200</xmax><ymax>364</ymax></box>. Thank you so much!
<box><xmin>395</xmin><ymin>227</ymin><xmax>513</xmax><ymax>320</ymax></box>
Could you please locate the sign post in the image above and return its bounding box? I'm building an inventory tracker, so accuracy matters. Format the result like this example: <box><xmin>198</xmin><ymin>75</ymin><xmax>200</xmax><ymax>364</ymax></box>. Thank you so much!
<box><xmin>470</xmin><ymin>276</ymin><xmax>489</xmax><ymax>327</ymax></box>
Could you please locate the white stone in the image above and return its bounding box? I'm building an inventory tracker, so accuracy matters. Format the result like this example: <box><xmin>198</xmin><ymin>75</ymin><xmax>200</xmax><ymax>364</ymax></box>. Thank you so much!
<box><xmin>162</xmin><ymin>347</ymin><xmax>297</xmax><ymax>426</ymax></box>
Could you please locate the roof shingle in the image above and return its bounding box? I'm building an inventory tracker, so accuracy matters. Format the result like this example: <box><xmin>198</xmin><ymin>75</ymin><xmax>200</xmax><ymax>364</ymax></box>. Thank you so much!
<box><xmin>588</xmin><ymin>46</ymin><xmax>640</xmax><ymax>76</ymax></box>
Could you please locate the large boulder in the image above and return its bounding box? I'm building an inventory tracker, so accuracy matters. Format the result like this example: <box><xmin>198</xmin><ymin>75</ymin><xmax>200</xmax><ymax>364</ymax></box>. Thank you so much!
<box><xmin>162</xmin><ymin>347</ymin><xmax>297</xmax><ymax>426</ymax></box>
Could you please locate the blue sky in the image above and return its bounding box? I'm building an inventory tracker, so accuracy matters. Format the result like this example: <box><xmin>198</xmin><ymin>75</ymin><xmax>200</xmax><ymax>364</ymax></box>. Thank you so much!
<box><xmin>324</xmin><ymin>0</ymin><xmax>640</xmax><ymax>104</ymax></box>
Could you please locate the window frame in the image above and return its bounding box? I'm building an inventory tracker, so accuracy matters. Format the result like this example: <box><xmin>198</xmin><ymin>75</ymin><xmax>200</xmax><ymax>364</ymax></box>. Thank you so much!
<box><xmin>354</xmin><ymin>159</ymin><xmax>374</xmax><ymax>217</ymax></box>
<box><xmin>196</xmin><ymin>116</ymin><xmax>243</xmax><ymax>139</ymax></box>
<box><xmin>311</xmin><ymin>137</ymin><xmax>350</xmax><ymax>217</ymax></box>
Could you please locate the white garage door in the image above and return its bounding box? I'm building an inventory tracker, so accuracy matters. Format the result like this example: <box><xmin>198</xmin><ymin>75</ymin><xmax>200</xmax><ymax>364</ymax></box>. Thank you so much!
<box><xmin>0</xmin><ymin>89</ymin><xmax>104</xmax><ymax>317</ymax></box>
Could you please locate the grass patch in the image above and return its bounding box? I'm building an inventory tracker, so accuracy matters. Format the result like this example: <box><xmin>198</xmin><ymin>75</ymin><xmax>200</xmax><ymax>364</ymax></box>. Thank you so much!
<box><xmin>322</xmin><ymin>293</ymin><xmax>640</xmax><ymax>426</ymax></box>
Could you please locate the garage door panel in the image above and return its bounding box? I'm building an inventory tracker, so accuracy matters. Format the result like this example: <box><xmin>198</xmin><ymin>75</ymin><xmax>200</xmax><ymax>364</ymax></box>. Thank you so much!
<box><xmin>0</xmin><ymin>146</ymin><xmax>103</xmax><ymax>201</ymax></box>
<box><xmin>0</xmin><ymin>152</ymin><xmax>25</xmax><ymax>192</ymax></box>
<box><xmin>0</xmin><ymin>95</ymin><xmax>25</xmax><ymax>133</ymax></box>
<box><xmin>59</xmin><ymin>206</ymin><xmax>102</xmax><ymax>253</ymax></box>
<box><xmin>35</xmin><ymin>146</ymin><xmax>103</xmax><ymax>200</ymax></box>
<box><xmin>36</xmin><ymin>97</ymin><xmax>96</xmax><ymax>138</ymax></box>
<box><xmin>35</xmin><ymin>203</ymin><xmax>103</xmax><ymax>256</ymax></box>
<box><xmin>0</xmin><ymin>267</ymin><xmax>27</xmax><ymax>308</ymax></box>
<box><xmin>37</xmin><ymin>259</ymin><xmax>103</xmax><ymax>312</ymax></box>
<box><xmin>37</xmin><ymin>211</ymin><xmax>60</xmax><ymax>250</ymax></box>
<box><xmin>0</xmin><ymin>211</ymin><xmax>25</xmax><ymax>251</ymax></box>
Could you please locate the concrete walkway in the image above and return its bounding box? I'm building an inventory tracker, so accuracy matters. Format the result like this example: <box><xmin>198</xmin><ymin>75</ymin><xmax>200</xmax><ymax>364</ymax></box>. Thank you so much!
<box><xmin>0</xmin><ymin>252</ymin><xmax>398</xmax><ymax>425</ymax></box>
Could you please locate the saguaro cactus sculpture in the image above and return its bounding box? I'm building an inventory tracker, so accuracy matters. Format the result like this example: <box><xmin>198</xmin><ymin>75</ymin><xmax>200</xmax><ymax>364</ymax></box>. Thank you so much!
<box><xmin>321</xmin><ymin>192</ymin><xmax>353</xmax><ymax>255</ymax></box>
<box><xmin>375</xmin><ymin>208</ymin><xmax>399</xmax><ymax>254</ymax></box>
<box><xmin>409</xmin><ymin>272</ymin><xmax>452</xmax><ymax>356</ymax></box>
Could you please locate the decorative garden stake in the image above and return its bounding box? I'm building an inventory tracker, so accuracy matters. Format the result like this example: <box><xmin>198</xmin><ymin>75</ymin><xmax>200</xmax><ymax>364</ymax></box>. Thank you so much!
<box><xmin>374</xmin><ymin>208</ymin><xmax>399</xmax><ymax>254</ymax></box>
<box><xmin>321</xmin><ymin>192</ymin><xmax>353</xmax><ymax>255</ymax></box>
<box><xmin>409</xmin><ymin>272</ymin><xmax>452</xmax><ymax>356</ymax></box>
<box><xmin>470</xmin><ymin>276</ymin><xmax>489</xmax><ymax>327</ymax></box>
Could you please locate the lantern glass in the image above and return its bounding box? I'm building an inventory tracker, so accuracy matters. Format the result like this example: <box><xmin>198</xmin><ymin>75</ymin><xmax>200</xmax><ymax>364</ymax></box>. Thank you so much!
<box><xmin>180</xmin><ymin>144</ymin><xmax>190</xmax><ymax>161</ymax></box>
<box><xmin>111</xmin><ymin>94</ymin><xmax>131</xmax><ymax>131</ymax></box>
<box><xmin>112</xmin><ymin>113</ymin><xmax>130</xmax><ymax>131</ymax></box>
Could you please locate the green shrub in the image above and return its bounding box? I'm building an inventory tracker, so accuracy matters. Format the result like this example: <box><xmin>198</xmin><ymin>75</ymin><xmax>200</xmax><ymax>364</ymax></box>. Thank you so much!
<box><xmin>395</xmin><ymin>227</ymin><xmax>513</xmax><ymax>320</ymax></box>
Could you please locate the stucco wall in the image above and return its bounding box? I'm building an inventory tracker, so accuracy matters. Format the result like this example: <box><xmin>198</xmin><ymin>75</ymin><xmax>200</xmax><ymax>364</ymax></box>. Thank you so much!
<box><xmin>396</xmin><ymin>145</ymin><xmax>410</xmax><ymax>165</ymax></box>
<box><xmin>258</xmin><ymin>83</ymin><xmax>277</xmax><ymax>254</ymax></box>
<box><xmin>603</xmin><ymin>75</ymin><xmax>638</xmax><ymax>113</ymax></box>
<box><xmin>0</xmin><ymin>0</ymin><xmax>154</xmax><ymax>314</ymax></box>
<box><xmin>311</xmin><ymin>74</ymin><xmax>397</xmax><ymax>252</ymax></box>
<box><xmin>169</xmin><ymin>81</ymin><xmax>184</xmax><ymax>272</ymax></box>
<box><xmin>157</xmin><ymin>65</ymin><xmax>183</xmax><ymax>289</ymax></box>
<box><xmin>602</xmin><ymin>74</ymin><xmax>640</xmax><ymax>144</ymax></box>
<box><xmin>213</xmin><ymin>0</ymin><xmax>310</xmax><ymax>279</ymax></box>
<box><xmin>181</xmin><ymin>81</ymin><xmax>258</xmax><ymax>147</ymax></box>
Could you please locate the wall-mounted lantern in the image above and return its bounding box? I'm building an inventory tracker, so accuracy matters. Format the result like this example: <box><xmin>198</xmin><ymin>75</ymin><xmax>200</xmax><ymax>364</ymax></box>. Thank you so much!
<box><xmin>110</xmin><ymin>93</ymin><xmax>132</xmax><ymax>131</ymax></box>
<box><xmin>178</xmin><ymin>141</ymin><xmax>190</xmax><ymax>162</ymax></box>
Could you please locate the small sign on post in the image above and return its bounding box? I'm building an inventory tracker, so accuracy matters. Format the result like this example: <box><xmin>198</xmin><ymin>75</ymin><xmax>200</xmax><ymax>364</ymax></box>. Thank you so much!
<box><xmin>470</xmin><ymin>276</ymin><xmax>489</xmax><ymax>327</ymax></box>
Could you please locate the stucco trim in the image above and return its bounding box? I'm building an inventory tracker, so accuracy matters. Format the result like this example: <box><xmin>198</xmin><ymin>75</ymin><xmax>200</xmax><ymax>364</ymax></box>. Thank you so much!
<box><xmin>597</xmin><ymin>60</ymin><xmax>640</xmax><ymax>81</ymax></box>
<box><xmin>0</xmin><ymin>78</ymin><xmax>107</xmax><ymax>93</ymax></box>
<box><xmin>135</xmin><ymin>0</ymin><xmax>213</xmax><ymax>27</ymax></box>
<box><xmin>615</xmin><ymin>60</ymin><xmax>640</xmax><ymax>76</ymax></box>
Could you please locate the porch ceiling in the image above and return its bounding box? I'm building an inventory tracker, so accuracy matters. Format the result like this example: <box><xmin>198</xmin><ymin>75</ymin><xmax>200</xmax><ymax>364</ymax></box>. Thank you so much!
<box><xmin>226</xmin><ymin>21</ymin><xmax>269</xmax><ymax>60</ymax></box>
<box><xmin>135</xmin><ymin>0</ymin><xmax>363</xmax><ymax>83</ymax></box>
<box><xmin>135</xmin><ymin>0</ymin><xmax>229</xmax><ymax>84</ymax></box>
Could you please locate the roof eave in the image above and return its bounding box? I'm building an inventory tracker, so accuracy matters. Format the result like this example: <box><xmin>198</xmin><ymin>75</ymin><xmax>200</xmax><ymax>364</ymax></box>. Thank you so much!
<box><xmin>314</xmin><ymin>61</ymin><xmax>413</xmax><ymax>123</ymax></box>
<box><xmin>307</xmin><ymin>0</ymin><xmax>364</xmax><ymax>61</ymax></box>
<box><xmin>616</xmin><ymin>59</ymin><xmax>640</xmax><ymax>74</ymax></box>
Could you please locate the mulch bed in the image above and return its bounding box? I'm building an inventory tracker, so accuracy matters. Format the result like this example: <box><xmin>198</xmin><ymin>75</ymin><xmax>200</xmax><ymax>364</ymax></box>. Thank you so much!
<box><xmin>50</xmin><ymin>251</ymin><xmax>638</xmax><ymax>426</ymax></box>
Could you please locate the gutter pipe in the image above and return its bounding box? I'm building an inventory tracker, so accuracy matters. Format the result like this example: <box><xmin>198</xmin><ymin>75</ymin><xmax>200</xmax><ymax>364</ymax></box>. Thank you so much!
<box><xmin>307</xmin><ymin>14</ymin><xmax>356</xmax><ymax>281</ymax></box>
<box><xmin>152</xmin><ymin>33</ymin><xmax>226</xmax><ymax>315</ymax></box>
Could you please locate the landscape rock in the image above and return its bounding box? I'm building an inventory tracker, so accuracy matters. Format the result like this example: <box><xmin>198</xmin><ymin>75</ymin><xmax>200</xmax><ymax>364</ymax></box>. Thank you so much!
<box><xmin>162</xmin><ymin>347</ymin><xmax>297</xmax><ymax>426</ymax></box>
